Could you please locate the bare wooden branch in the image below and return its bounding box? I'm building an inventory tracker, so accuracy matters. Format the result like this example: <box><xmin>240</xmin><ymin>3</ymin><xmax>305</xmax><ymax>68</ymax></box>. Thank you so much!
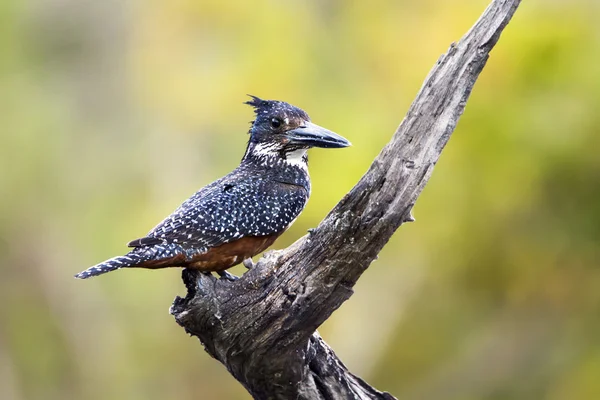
<box><xmin>170</xmin><ymin>1</ymin><xmax>521</xmax><ymax>398</ymax></box>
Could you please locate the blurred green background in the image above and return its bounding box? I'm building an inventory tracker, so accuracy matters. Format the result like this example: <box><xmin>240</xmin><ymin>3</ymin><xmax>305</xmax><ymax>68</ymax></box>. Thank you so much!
<box><xmin>1</xmin><ymin>0</ymin><xmax>599</xmax><ymax>399</ymax></box>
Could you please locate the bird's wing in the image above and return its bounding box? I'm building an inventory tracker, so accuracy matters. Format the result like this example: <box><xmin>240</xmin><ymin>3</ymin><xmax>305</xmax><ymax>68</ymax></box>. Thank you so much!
<box><xmin>128</xmin><ymin>177</ymin><xmax>308</xmax><ymax>250</ymax></box>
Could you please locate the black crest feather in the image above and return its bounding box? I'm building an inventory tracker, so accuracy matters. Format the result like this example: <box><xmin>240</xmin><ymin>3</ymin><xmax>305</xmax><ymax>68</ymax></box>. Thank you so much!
<box><xmin>245</xmin><ymin>95</ymin><xmax>267</xmax><ymax>114</ymax></box>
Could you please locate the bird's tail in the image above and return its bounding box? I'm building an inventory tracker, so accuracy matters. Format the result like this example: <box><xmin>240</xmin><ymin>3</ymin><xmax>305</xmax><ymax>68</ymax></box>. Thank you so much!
<box><xmin>74</xmin><ymin>244</ymin><xmax>187</xmax><ymax>279</ymax></box>
<box><xmin>75</xmin><ymin>253</ymin><xmax>142</xmax><ymax>279</ymax></box>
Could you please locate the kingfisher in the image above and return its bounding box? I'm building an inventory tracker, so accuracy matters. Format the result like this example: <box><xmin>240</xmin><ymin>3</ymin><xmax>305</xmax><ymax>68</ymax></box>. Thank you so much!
<box><xmin>75</xmin><ymin>96</ymin><xmax>350</xmax><ymax>280</ymax></box>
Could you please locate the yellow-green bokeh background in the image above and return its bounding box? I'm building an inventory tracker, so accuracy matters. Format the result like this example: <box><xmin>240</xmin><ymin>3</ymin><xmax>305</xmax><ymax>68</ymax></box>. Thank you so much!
<box><xmin>2</xmin><ymin>0</ymin><xmax>599</xmax><ymax>399</ymax></box>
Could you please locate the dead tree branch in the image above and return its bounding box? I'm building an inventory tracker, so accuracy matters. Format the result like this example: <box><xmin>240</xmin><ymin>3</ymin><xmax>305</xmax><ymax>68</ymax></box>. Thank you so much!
<box><xmin>170</xmin><ymin>1</ymin><xmax>521</xmax><ymax>398</ymax></box>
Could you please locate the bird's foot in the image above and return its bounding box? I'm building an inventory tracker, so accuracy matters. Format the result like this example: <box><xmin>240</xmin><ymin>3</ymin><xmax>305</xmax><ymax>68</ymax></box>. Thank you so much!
<box><xmin>217</xmin><ymin>270</ymin><xmax>239</xmax><ymax>281</ymax></box>
<box><xmin>243</xmin><ymin>258</ymin><xmax>255</xmax><ymax>269</ymax></box>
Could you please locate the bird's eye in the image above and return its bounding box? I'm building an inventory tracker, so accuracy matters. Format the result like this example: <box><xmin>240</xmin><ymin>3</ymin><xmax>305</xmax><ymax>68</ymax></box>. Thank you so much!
<box><xmin>270</xmin><ymin>118</ymin><xmax>282</xmax><ymax>128</ymax></box>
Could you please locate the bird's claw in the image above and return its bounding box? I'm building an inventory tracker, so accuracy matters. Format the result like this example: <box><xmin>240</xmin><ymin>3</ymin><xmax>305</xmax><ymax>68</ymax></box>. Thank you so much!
<box><xmin>243</xmin><ymin>258</ymin><xmax>255</xmax><ymax>269</ymax></box>
<box><xmin>217</xmin><ymin>270</ymin><xmax>239</xmax><ymax>281</ymax></box>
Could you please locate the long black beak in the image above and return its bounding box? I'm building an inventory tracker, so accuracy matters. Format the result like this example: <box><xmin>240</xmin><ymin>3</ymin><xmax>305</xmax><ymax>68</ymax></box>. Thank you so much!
<box><xmin>285</xmin><ymin>122</ymin><xmax>351</xmax><ymax>149</ymax></box>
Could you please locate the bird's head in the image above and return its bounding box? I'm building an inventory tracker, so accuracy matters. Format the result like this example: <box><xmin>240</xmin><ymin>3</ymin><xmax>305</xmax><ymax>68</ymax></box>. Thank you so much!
<box><xmin>243</xmin><ymin>96</ymin><xmax>350</xmax><ymax>165</ymax></box>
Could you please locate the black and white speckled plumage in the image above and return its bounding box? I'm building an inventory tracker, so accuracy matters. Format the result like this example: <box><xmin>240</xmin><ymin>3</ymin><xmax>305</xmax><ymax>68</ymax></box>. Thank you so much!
<box><xmin>75</xmin><ymin>96</ymin><xmax>349</xmax><ymax>279</ymax></box>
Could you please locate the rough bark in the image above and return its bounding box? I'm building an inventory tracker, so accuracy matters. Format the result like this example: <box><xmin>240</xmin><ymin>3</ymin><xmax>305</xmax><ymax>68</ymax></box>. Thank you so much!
<box><xmin>170</xmin><ymin>1</ymin><xmax>521</xmax><ymax>399</ymax></box>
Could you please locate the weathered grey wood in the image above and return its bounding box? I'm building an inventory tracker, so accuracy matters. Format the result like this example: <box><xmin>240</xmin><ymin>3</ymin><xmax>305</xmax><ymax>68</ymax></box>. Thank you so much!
<box><xmin>170</xmin><ymin>1</ymin><xmax>521</xmax><ymax>398</ymax></box>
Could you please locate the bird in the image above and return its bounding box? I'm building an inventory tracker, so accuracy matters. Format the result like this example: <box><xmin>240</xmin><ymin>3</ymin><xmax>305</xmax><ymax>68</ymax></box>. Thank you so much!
<box><xmin>75</xmin><ymin>96</ymin><xmax>351</xmax><ymax>280</ymax></box>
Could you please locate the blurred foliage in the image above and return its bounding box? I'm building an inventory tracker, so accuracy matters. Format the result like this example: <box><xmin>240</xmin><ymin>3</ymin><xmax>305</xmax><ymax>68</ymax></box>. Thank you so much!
<box><xmin>1</xmin><ymin>0</ymin><xmax>599</xmax><ymax>399</ymax></box>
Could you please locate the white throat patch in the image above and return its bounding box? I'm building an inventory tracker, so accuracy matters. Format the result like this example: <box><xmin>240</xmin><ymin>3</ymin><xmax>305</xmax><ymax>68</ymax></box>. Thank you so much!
<box><xmin>249</xmin><ymin>143</ymin><xmax>308</xmax><ymax>170</ymax></box>
<box><xmin>285</xmin><ymin>149</ymin><xmax>308</xmax><ymax>169</ymax></box>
